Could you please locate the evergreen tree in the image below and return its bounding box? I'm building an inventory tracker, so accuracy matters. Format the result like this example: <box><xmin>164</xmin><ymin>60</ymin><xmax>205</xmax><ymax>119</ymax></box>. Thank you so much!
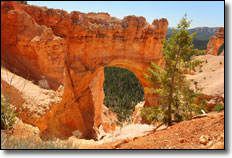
<box><xmin>142</xmin><ymin>14</ymin><xmax>205</xmax><ymax>125</ymax></box>
<box><xmin>18</xmin><ymin>1</ymin><xmax>27</xmax><ymax>5</ymax></box>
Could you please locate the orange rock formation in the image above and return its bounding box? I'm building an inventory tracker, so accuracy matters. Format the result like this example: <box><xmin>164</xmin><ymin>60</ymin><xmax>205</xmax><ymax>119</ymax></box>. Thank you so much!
<box><xmin>1</xmin><ymin>1</ymin><xmax>168</xmax><ymax>139</ymax></box>
<box><xmin>205</xmin><ymin>27</ymin><xmax>224</xmax><ymax>56</ymax></box>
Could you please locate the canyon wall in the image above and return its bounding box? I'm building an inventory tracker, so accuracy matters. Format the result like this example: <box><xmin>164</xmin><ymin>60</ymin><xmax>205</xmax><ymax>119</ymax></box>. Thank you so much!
<box><xmin>1</xmin><ymin>1</ymin><xmax>168</xmax><ymax>139</ymax></box>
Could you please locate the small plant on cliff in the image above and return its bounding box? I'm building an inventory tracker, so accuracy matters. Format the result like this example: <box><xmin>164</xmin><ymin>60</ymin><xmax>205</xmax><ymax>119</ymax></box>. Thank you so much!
<box><xmin>1</xmin><ymin>89</ymin><xmax>18</xmax><ymax>131</ymax></box>
<box><xmin>1</xmin><ymin>88</ymin><xmax>18</xmax><ymax>149</ymax></box>
<box><xmin>1</xmin><ymin>67</ymin><xmax>27</xmax><ymax>149</ymax></box>
<box><xmin>212</xmin><ymin>103</ymin><xmax>224</xmax><ymax>112</ymax></box>
<box><xmin>1</xmin><ymin>134</ymin><xmax>75</xmax><ymax>149</ymax></box>
<box><xmin>142</xmin><ymin>14</ymin><xmax>205</xmax><ymax>125</ymax></box>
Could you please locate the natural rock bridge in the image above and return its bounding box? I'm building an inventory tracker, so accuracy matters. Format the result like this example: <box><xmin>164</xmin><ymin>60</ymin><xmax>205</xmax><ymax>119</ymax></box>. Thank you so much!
<box><xmin>1</xmin><ymin>1</ymin><xmax>168</xmax><ymax>139</ymax></box>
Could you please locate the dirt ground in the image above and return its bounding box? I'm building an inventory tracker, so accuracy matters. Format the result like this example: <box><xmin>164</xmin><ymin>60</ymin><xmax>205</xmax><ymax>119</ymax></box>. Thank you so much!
<box><xmin>79</xmin><ymin>112</ymin><xmax>224</xmax><ymax>149</ymax></box>
<box><xmin>2</xmin><ymin>111</ymin><xmax>224</xmax><ymax>149</ymax></box>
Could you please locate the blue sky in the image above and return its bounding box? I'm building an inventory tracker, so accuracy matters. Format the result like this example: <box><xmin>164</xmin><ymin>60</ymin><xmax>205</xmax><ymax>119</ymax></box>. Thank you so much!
<box><xmin>28</xmin><ymin>1</ymin><xmax>224</xmax><ymax>28</ymax></box>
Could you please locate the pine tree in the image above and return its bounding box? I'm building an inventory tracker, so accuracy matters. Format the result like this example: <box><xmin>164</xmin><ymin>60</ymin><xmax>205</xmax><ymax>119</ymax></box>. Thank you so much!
<box><xmin>142</xmin><ymin>14</ymin><xmax>205</xmax><ymax>125</ymax></box>
<box><xmin>17</xmin><ymin>1</ymin><xmax>27</xmax><ymax>5</ymax></box>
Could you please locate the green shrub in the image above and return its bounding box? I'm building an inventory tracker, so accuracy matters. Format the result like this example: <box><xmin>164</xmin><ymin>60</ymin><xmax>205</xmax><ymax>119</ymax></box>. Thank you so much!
<box><xmin>141</xmin><ymin>107</ymin><xmax>165</xmax><ymax>124</ymax></box>
<box><xmin>212</xmin><ymin>103</ymin><xmax>224</xmax><ymax>112</ymax></box>
<box><xmin>1</xmin><ymin>136</ymin><xmax>75</xmax><ymax>149</ymax></box>
<box><xmin>1</xmin><ymin>89</ymin><xmax>18</xmax><ymax>130</ymax></box>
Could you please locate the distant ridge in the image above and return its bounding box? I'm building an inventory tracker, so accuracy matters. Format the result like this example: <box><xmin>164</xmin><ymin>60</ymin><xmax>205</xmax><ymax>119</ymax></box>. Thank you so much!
<box><xmin>166</xmin><ymin>27</ymin><xmax>220</xmax><ymax>40</ymax></box>
<box><xmin>189</xmin><ymin>27</ymin><xmax>220</xmax><ymax>40</ymax></box>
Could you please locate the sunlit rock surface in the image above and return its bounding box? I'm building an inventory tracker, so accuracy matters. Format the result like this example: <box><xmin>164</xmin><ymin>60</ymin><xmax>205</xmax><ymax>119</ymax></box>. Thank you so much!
<box><xmin>1</xmin><ymin>1</ymin><xmax>168</xmax><ymax>139</ymax></box>
<box><xmin>205</xmin><ymin>27</ymin><xmax>224</xmax><ymax>56</ymax></box>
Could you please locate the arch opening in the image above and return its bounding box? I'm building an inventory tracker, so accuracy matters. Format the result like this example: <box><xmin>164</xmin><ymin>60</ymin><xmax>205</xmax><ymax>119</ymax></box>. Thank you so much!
<box><xmin>103</xmin><ymin>66</ymin><xmax>145</xmax><ymax>122</ymax></box>
<box><xmin>89</xmin><ymin>59</ymin><xmax>161</xmax><ymax>138</ymax></box>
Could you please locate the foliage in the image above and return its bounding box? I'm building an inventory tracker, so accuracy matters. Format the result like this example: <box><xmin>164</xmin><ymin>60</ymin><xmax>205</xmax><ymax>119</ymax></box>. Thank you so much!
<box><xmin>1</xmin><ymin>89</ymin><xmax>18</xmax><ymax>130</ymax></box>
<box><xmin>192</xmin><ymin>39</ymin><xmax>209</xmax><ymax>50</ymax></box>
<box><xmin>1</xmin><ymin>135</ymin><xmax>75</xmax><ymax>149</ymax></box>
<box><xmin>212</xmin><ymin>103</ymin><xmax>224</xmax><ymax>112</ymax></box>
<box><xmin>17</xmin><ymin>1</ymin><xmax>27</xmax><ymax>4</ymax></box>
<box><xmin>143</xmin><ymin>15</ymin><xmax>205</xmax><ymax>125</ymax></box>
<box><xmin>141</xmin><ymin>106</ymin><xmax>165</xmax><ymax>123</ymax></box>
<box><xmin>103</xmin><ymin>67</ymin><xmax>144</xmax><ymax>121</ymax></box>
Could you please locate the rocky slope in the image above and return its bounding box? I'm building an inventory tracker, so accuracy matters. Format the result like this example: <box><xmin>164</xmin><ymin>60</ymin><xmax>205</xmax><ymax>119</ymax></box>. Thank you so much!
<box><xmin>83</xmin><ymin>112</ymin><xmax>224</xmax><ymax>149</ymax></box>
<box><xmin>186</xmin><ymin>55</ymin><xmax>224</xmax><ymax>110</ymax></box>
<box><xmin>1</xmin><ymin>67</ymin><xmax>63</xmax><ymax>132</ymax></box>
<box><xmin>3</xmin><ymin>111</ymin><xmax>223</xmax><ymax>149</ymax></box>
<box><xmin>1</xmin><ymin>67</ymin><xmax>118</xmax><ymax>140</ymax></box>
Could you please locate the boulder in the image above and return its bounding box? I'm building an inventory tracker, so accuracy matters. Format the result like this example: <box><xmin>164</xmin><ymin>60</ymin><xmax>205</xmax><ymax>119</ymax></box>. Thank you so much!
<box><xmin>133</xmin><ymin>101</ymin><xmax>145</xmax><ymax>124</ymax></box>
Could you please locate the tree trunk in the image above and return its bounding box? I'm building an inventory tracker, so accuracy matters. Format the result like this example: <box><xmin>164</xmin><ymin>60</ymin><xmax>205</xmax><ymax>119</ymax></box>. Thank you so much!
<box><xmin>167</xmin><ymin>48</ymin><xmax>181</xmax><ymax>126</ymax></box>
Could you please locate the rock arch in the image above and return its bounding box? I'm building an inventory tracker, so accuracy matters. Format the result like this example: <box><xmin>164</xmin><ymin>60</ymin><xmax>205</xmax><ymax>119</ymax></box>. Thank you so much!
<box><xmin>205</xmin><ymin>27</ymin><xmax>224</xmax><ymax>56</ymax></box>
<box><xmin>1</xmin><ymin>1</ymin><xmax>168</xmax><ymax>139</ymax></box>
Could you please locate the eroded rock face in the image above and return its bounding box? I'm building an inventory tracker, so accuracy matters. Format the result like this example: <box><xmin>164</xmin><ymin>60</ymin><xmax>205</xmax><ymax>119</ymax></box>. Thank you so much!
<box><xmin>1</xmin><ymin>2</ymin><xmax>66</xmax><ymax>90</ymax></box>
<box><xmin>1</xmin><ymin>1</ymin><xmax>168</xmax><ymax>139</ymax></box>
<box><xmin>205</xmin><ymin>27</ymin><xmax>224</xmax><ymax>56</ymax></box>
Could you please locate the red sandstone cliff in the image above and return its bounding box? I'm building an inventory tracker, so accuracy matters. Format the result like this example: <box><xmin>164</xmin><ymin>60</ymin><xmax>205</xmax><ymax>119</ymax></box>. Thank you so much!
<box><xmin>205</xmin><ymin>27</ymin><xmax>224</xmax><ymax>56</ymax></box>
<box><xmin>1</xmin><ymin>1</ymin><xmax>168</xmax><ymax>139</ymax></box>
